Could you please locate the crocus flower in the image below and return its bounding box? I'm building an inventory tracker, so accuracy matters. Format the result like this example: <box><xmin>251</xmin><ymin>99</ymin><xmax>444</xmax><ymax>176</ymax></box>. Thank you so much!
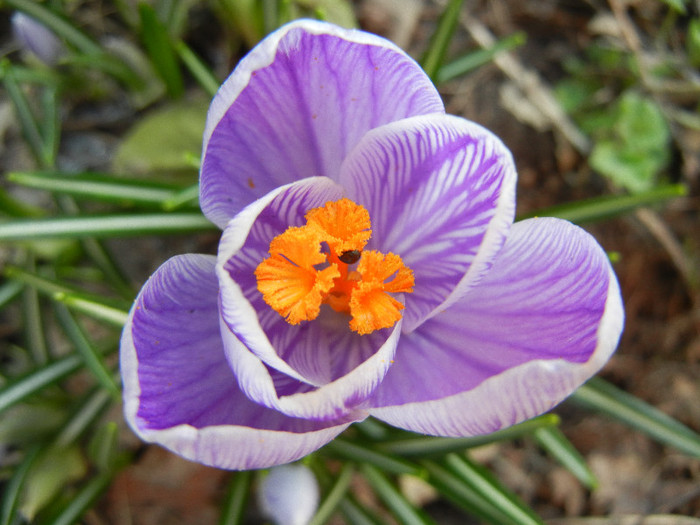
<box><xmin>11</xmin><ymin>12</ymin><xmax>64</xmax><ymax>66</ymax></box>
<box><xmin>258</xmin><ymin>464</ymin><xmax>319</xmax><ymax>525</ymax></box>
<box><xmin>120</xmin><ymin>19</ymin><xmax>624</xmax><ymax>470</ymax></box>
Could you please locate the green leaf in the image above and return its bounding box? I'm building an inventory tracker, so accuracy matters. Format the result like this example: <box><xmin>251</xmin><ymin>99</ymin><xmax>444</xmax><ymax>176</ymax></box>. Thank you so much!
<box><xmin>0</xmin><ymin>280</ymin><xmax>24</xmax><ymax>309</ymax></box>
<box><xmin>0</xmin><ymin>353</ymin><xmax>82</xmax><ymax>414</ymax></box>
<box><xmin>324</xmin><ymin>438</ymin><xmax>421</xmax><ymax>475</ymax></box>
<box><xmin>688</xmin><ymin>18</ymin><xmax>700</xmax><ymax>67</ymax></box>
<box><xmin>422</xmin><ymin>460</ymin><xmax>523</xmax><ymax>525</ymax></box>
<box><xmin>0</xmin><ymin>446</ymin><xmax>42</xmax><ymax>525</ymax></box>
<box><xmin>0</xmin><ymin>402</ymin><xmax>65</xmax><ymax>446</ymax></box>
<box><xmin>659</xmin><ymin>0</ymin><xmax>687</xmax><ymax>14</ymax></box>
<box><xmin>533</xmin><ymin>426</ymin><xmax>598</xmax><ymax>489</ymax></box>
<box><xmin>88</xmin><ymin>422</ymin><xmax>120</xmax><ymax>471</ymax></box>
<box><xmin>112</xmin><ymin>100</ymin><xmax>208</xmax><ymax>176</ymax></box>
<box><xmin>360</xmin><ymin>464</ymin><xmax>435</xmax><ymax>525</ymax></box>
<box><xmin>378</xmin><ymin>414</ymin><xmax>560</xmax><ymax>456</ymax></box>
<box><xmin>436</xmin><ymin>31</ymin><xmax>526</xmax><ymax>84</ymax></box>
<box><xmin>571</xmin><ymin>377</ymin><xmax>700</xmax><ymax>458</ymax></box>
<box><xmin>54</xmin><ymin>293</ymin><xmax>129</xmax><ymax>328</ymax></box>
<box><xmin>308</xmin><ymin>464</ymin><xmax>355</xmax><ymax>525</ymax></box>
<box><xmin>53</xmin><ymin>304</ymin><xmax>120</xmax><ymax>397</ymax></box>
<box><xmin>287</xmin><ymin>0</ymin><xmax>357</xmax><ymax>28</ymax></box>
<box><xmin>174</xmin><ymin>40</ymin><xmax>221</xmax><ymax>97</ymax></box>
<box><xmin>0</xmin><ymin>212</ymin><xmax>215</xmax><ymax>240</ymax></box>
<box><xmin>20</xmin><ymin>445</ymin><xmax>87</xmax><ymax>521</ymax></box>
<box><xmin>139</xmin><ymin>2</ymin><xmax>184</xmax><ymax>98</ymax></box>
<box><xmin>7</xmin><ymin>171</ymin><xmax>189</xmax><ymax>209</ymax></box>
<box><xmin>420</xmin><ymin>0</ymin><xmax>466</xmax><ymax>81</ymax></box>
<box><xmin>590</xmin><ymin>92</ymin><xmax>671</xmax><ymax>193</ymax></box>
<box><xmin>55</xmin><ymin>388</ymin><xmax>114</xmax><ymax>448</ymax></box>
<box><xmin>43</xmin><ymin>470</ymin><xmax>115</xmax><ymax>525</ymax></box>
<box><xmin>442</xmin><ymin>454</ymin><xmax>544</xmax><ymax>525</ymax></box>
<box><xmin>518</xmin><ymin>184</ymin><xmax>686</xmax><ymax>224</ymax></box>
<box><xmin>218</xmin><ymin>471</ymin><xmax>252</xmax><ymax>525</ymax></box>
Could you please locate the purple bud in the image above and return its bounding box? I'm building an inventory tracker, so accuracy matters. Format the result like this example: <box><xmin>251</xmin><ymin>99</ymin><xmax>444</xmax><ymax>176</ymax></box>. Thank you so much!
<box><xmin>12</xmin><ymin>12</ymin><xmax>64</xmax><ymax>66</ymax></box>
<box><xmin>258</xmin><ymin>464</ymin><xmax>319</xmax><ymax>525</ymax></box>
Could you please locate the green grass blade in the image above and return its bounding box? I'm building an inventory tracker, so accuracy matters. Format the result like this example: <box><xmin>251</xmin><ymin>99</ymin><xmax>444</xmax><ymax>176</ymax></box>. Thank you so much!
<box><xmin>338</xmin><ymin>498</ymin><xmax>382</xmax><ymax>525</ymax></box>
<box><xmin>422</xmin><ymin>460</ymin><xmax>518</xmax><ymax>525</ymax></box>
<box><xmin>54</xmin><ymin>293</ymin><xmax>129</xmax><ymax>328</ymax></box>
<box><xmin>378</xmin><ymin>414</ymin><xmax>560</xmax><ymax>456</ymax></box>
<box><xmin>8</xmin><ymin>171</ymin><xmax>185</xmax><ymax>208</ymax></box>
<box><xmin>436</xmin><ymin>31</ymin><xmax>526</xmax><ymax>84</ymax></box>
<box><xmin>3</xmin><ymin>0</ymin><xmax>101</xmax><ymax>55</ymax></box>
<box><xmin>571</xmin><ymin>377</ymin><xmax>700</xmax><ymax>458</ymax></box>
<box><xmin>55</xmin><ymin>388</ymin><xmax>114</xmax><ymax>448</ymax></box>
<box><xmin>0</xmin><ymin>445</ymin><xmax>42</xmax><ymax>525</ymax></box>
<box><xmin>533</xmin><ymin>426</ymin><xmax>598</xmax><ymax>489</ymax></box>
<box><xmin>0</xmin><ymin>212</ymin><xmax>216</xmax><ymax>240</ymax></box>
<box><xmin>324</xmin><ymin>439</ymin><xmax>421</xmax><ymax>475</ymax></box>
<box><xmin>0</xmin><ymin>280</ymin><xmax>24</xmax><ymax>309</ymax></box>
<box><xmin>21</xmin><ymin>257</ymin><xmax>49</xmax><ymax>366</ymax></box>
<box><xmin>43</xmin><ymin>471</ymin><xmax>115</xmax><ymax>525</ymax></box>
<box><xmin>53</xmin><ymin>304</ymin><xmax>120</xmax><ymax>397</ymax></box>
<box><xmin>518</xmin><ymin>184</ymin><xmax>687</xmax><ymax>224</ymax></box>
<box><xmin>1</xmin><ymin>60</ymin><xmax>50</xmax><ymax>168</ymax></box>
<box><xmin>162</xmin><ymin>183</ymin><xmax>200</xmax><ymax>210</ymax></box>
<box><xmin>174</xmin><ymin>40</ymin><xmax>220</xmax><ymax>97</ymax></box>
<box><xmin>139</xmin><ymin>3</ymin><xmax>184</xmax><ymax>98</ymax></box>
<box><xmin>360</xmin><ymin>464</ymin><xmax>435</xmax><ymax>525</ymax></box>
<box><xmin>443</xmin><ymin>454</ymin><xmax>544</xmax><ymax>525</ymax></box>
<box><xmin>0</xmin><ymin>354</ymin><xmax>82</xmax><ymax>414</ymax></box>
<box><xmin>420</xmin><ymin>0</ymin><xmax>466</xmax><ymax>81</ymax></box>
<box><xmin>308</xmin><ymin>464</ymin><xmax>355</xmax><ymax>525</ymax></box>
<box><xmin>218</xmin><ymin>471</ymin><xmax>252</xmax><ymax>525</ymax></box>
<box><xmin>4</xmin><ymin>266</ymin><xmax>131</xmax><ymax>311</ymax></box>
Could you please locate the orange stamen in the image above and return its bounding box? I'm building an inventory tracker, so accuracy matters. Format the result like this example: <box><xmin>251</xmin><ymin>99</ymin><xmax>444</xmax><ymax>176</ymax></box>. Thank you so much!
<box><xmin>255</xmin><ymin>200</ymin><xmax>414</xmax><ymax>335</ymax></box>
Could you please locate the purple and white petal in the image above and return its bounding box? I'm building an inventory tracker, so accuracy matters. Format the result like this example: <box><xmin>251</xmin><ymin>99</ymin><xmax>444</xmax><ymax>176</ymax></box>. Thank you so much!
<box><xmin>339</xmin><ymin>114</ymin><xmax>517</xmax><ymax>332</ymax></box>
<box><xmin>200</xmin><ymin>19</ymin><xmax>445</xmax><ymax>228</ymax></box>
<box><xmin>216</xmin><ymin>178</ymin><xmax>402</xmax><ymax>420</ymax></box>
<box><xmin>121</xmin><ymin>254</ymin><xmax>352</xmax><ymax>470</ymax></box>
<box><xmin>367</xmin><ymin>218</ymin><xmax>624</xmax><ymax>436</ymax></box>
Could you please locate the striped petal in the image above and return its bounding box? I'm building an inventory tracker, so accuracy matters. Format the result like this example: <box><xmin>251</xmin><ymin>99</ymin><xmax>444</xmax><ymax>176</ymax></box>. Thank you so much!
<box><xmin>367</xmin><ymin>218</ymin><xmax>624</xmax><ymax>436</ymax></box>
<box><xmin>340</xmin><ymin>114</ymin><xmax>517</xmax><ymax>332</ymax></box>
<box><xmin>121</xmin><ymin>254</ymin><xmax>351</xmax><ymax>470</ymax></box>
<box><xmin>216</xmin><ymin>178</ymin><xmax>401</xmax><ymax>421</ymax></box>
<box><xmin>200</xmin><ymin>19</ymin><xmax>444</xmax><ymax>228</ymax></box>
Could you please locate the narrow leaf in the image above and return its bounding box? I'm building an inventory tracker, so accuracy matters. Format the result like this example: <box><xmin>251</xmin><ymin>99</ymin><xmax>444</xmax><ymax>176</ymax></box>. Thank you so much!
<box><xmin>533</xmin><ymin>426</ymin><xmax>598</xmax><ymax>489</ymax></box>
<box><xmin>54</xmin><ymin>304</ymin><xmax>120</xmax><ymax>397</ymax></box>
<box><xmin>571</xmin><ymin>377</ymin><xmax>700</xmax><ymax>458</ymax></box>
<box><xmin>44</xmin><ymin>470</ymin><xmax>115</xmax><ymax>525</ymax></box>
<box><xmin>422</xmin><ymin>460</ymin><xmax>516</xmax><ymax>525</ymax></box>
<box><xmin>308</xmin><ymin>464</ymin><xmax>355</xmax><ymax>525</ymax></box>
<box><xmin>0</xmin><ymin>280</ymin><xmax>24</xmax><ymax>309</ymax></box>
<box><xmin>8</xmin><ymin>171</ymin><xmax>186</xmax><ymax>208</ymax></box>
<box><xmin>55</xmin><ymin>388</ymin><xmax>114</xmax><ymax>448</ymax></box>
<box><xmin>219</xmin><ymin>471</ymin><xmax>252</xmax><ymax>525</ymax></box>
<box><xmin>174</xmin><ymin>40</ymin><xmax>220</xmax><ymax>97</ymax></box>
<box><xmin>0</xmin><ymin>445</ymin><xmax>42</xmax><ymax>525</ymax></box>
<box><xmin>54</xmin><ymin>293</ymin><xmax>129</xmax><ymax>328</ymax></box>
<box><xmin>324</xmin><ymin>439</ymin><xmax>420</xmax><ymax>475</ymax></box>
<box><xmin>518</xmin><ymin>184</ymin><xmax>687</xmax><ymax>224</ymax></box>
<box><xmin>0</xmin><ymin>354</ymin><xmax>82</xmax><ymax>414</ymax></box>
<box><xmin>139</xmin><ymin>3</ymin><xmax>184</xmax><ymax>98</ymax></box>
<box><xmin>378</xmin><ymin>414</ymin><xmax>560</xmax><ymax>456</ymax></box>
<box><xmin>360</xmin><ymin>464</ymin><xmax>435</xmax><ymax>525</ymax></box>
<box><xmin>0</xmin><ymin>212</ymin><xmax>215</xmax><ymax>240</ymax></box>
<box><xmin>443</xmin><ymin>454</ymin><xmax>544</xmax><ymax>525</ymax></box>
<box><xmin>420</xmin><ymin>0</ymin><xmax>466</xmax><ymax>81</ymax></box>
<box><xmin>436</xmin><ymin>31</ymin><xmax>526</xmax><ymax>84</ymax></box>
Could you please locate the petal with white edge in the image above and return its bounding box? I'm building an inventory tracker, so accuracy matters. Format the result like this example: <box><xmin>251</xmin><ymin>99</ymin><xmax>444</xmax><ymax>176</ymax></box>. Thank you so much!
<box><xmin>367</xmin><ymin>218</ymin><xmax>624</xmax><ymax>436</ymax></box>
<box><xmin>121</xmin><ymin>253</ymin><xmax>353</xmax><ymax>470</ymax></box>
<box><xmin>200</xmin><ymin>19</ymin><xmax>445</xmax><ymax>228</ymax></box>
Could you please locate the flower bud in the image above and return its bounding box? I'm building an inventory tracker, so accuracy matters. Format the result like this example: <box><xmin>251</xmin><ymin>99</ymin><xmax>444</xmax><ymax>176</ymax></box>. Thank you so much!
<box><xmin>258</xmin><ymin>464</ymin><xmax>319</xmax><ymax>525</ymax></box>
<box><xmin>12</xmin><ymin>12</ymin><xmax>64</xmax><ymax>66</ymax></box>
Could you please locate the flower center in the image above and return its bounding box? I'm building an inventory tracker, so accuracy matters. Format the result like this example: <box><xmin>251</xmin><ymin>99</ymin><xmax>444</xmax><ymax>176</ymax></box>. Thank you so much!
<box><xmin>255</xmin><ymin>198</ymin><xmax>414</xmax><ymax>335</ymax></box>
